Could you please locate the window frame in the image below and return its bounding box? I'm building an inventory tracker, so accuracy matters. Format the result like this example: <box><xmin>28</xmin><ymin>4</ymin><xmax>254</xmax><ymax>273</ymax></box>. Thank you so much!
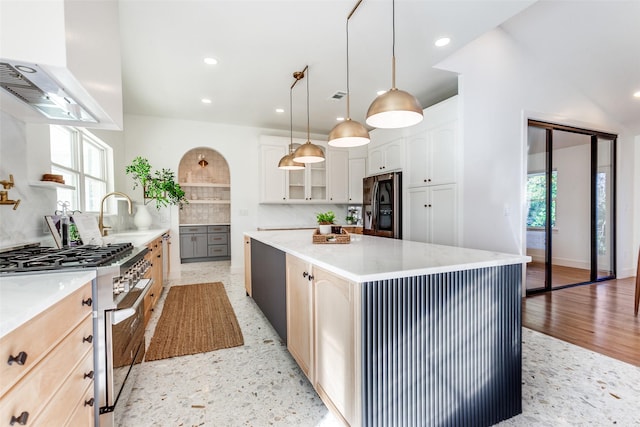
<box><xmin>50</xmin><ymin>125</ymin><xmax>114</xmax><ymax>213</ymax></box>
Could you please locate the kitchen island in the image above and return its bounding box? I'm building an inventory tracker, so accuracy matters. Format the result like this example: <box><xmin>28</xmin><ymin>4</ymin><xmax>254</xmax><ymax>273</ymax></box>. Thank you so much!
<box><xmin>245</xmin><ymin>229</ymin><xmax>529</xmax><ymax>427</ymax></box>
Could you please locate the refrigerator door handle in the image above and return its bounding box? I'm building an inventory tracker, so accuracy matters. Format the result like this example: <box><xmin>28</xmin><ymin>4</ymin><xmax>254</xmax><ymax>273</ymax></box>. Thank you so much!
<box><xmin>372</xmin><ymin>180</ymin><xmax>379</xmax><ymax>232</ymax></box>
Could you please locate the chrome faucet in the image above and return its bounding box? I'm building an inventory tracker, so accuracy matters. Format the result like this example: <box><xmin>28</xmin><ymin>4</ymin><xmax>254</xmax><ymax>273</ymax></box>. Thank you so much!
<box><xmin>99</xmin><ymin>192</ymin><xmax>133</xmax><ymax>236</ymax></box>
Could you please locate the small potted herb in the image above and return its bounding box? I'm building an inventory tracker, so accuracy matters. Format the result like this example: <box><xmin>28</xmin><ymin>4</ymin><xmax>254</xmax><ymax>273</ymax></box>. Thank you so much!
<box><xmin>316</xmin><ymin>211</ymin><xmax>335</xmax><ymax>235</ymax></box>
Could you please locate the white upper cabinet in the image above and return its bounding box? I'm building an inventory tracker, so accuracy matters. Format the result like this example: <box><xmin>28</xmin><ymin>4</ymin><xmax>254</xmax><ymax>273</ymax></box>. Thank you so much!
<box><xmin>326</xmin><ymin>148</ymin><xmax>349</xmax><ymax>203</ymax></box>
<box><xmin>260</xmin><ymin>135</ymin><xmax>356</xmax><ymax>204</ymax></box>
<box><xmin>259</xmin><ymin>136</ymin><xmax>288</xmax><ymax>203</ymax></box>
<box><xmin>348</xmin><ymin>157</ymin><xmax>366</xmax><ymax>204</ymax></box>
<box><xmin>368</xmin><ymin>137</ymin><xmax>404</xmax><ymax>175</ymax></box>
<box><xmin>0</xmin><ymin>1</ymin><xmax>123</xmax><ymax>129</ymax></box>
<box><xmin>406</xmin><ymin>96</ymin><xmax>459</xmax><ymax>188</ymax></box>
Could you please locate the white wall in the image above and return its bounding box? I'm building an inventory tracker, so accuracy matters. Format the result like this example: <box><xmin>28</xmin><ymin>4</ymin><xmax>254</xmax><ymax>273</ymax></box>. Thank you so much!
<box><xmin>0</xmin><ymin>112</ymin><xmax>57</xmax><ymax>247</ymax></box>
<box><xmin>438</xmin><ymin>27</ymin><xmax>638</xmax><ymax>277</ymax></box>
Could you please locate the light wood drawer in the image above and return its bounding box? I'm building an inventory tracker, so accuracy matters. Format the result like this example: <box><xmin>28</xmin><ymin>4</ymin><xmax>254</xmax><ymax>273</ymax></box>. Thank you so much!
<box><xmin>34</xmin><ymin>349</ymin><xmax>94</xmax><ymax>426</ymax></box>
<box><xmin>0</xmin><ymin>282</ymin><xmax>92</xmax><ymax>396</ymax></box>
<box><xmin>0</xmin><ymin>317</ymin><xmax>93</xmax><ymax>425</ymax></box>
<box><xmin>64</xmin><ymin>380</ymin><xmax>95</xmax><ymax>427</ymax></box>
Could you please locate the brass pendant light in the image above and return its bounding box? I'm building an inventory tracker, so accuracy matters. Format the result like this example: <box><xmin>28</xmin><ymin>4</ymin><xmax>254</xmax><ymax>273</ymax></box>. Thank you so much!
<box><xmin>278</xmin><ymin>75</ymin><xmax>305</xmax><ymax>170</ymax></box>
<box><xmin>366</xmin><ymin>0</ymin><xmax>423</xmax><ymax>129</ymax></box>
<box><xmin>328</xmin><ymin>0</ymin><xmax>370</xmax><ymax>148</ymax></box>
<box><xmin>292</xmin><ymin>66</ymin><xmax>325</xmax><ymax>163</ymax></box>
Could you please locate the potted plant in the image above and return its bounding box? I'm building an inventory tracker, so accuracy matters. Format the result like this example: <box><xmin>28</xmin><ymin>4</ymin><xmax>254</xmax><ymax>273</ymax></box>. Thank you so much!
<box><xmin>126</xmin><ymin>156</ymin><xmax>188</xmax><ymax>210</ymax></box>
<box><xmin>316</xmin><ymin>210</ymin><xmax>336</xmax><ymax>235</ymax></box>
<box><xmin>345</xmin><ymin>215</ymin><xmax>355</xmax><ymax>225</ymax></box>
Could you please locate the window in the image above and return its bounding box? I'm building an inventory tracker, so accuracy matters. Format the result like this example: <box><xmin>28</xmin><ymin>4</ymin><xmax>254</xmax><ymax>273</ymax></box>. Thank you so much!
<box><xmin>50</xmin><ymin>126</ymin><xmax>113</xmax><ymax>212</ymax></box>
<box><xmin>526</xmin><ymin>170</ymin><xmax>557</xmax><ymax>228</ymax></box>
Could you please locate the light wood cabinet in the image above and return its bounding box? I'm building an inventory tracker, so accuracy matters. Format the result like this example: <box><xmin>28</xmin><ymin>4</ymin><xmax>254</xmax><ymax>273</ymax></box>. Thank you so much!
<box><xmin>244</xmin><ymin>235</ymin><xmax>252</xmax><ymax>296</ymax></box>
<box><xmin>313</xmin><ymin>266</ymin><xmax>357</xmax><ymax>426</ymax></box>
<box><xmin>0</xmin><ymin>281</ymin><xmax>94</xmax><ymax>427</ymax></box>
<box><xmin>407</xmin><ymin>184</ymin><xmax>457</xmax><ymax>245</ymax></box>
<box><xmin>284</xmin><ymin>255</ymin><xmax>358</xmax><ymax>426</ymax></box>
<box><xmin>143</xmin><ymin>235</ymin><xmax>165</xmax><ymax>326</ymax></box>
<box><xmin>285</xmin><ymin>254</ymin><xmax>314</xmax><ymax>381</ymax></box>
<box><xmin>348</xmin><ymin>157</ymin><xmax>366</xmax><ymax>204</ymax></box>
<box><xmin>327</xmin><ymin>148</ymin><xmax>349</xmax><ymax>203</ymax></box>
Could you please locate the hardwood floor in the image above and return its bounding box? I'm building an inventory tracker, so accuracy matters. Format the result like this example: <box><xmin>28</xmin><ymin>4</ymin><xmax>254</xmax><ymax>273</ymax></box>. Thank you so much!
<box><xmin>526</xmin><ymin>261</ymin><xmax>592</xmax><ymax>289</ymax></box>
<box><xmin>523</xmin><ymin>276</ymin><xmax>640</xmax><ymax>366</ymax></box>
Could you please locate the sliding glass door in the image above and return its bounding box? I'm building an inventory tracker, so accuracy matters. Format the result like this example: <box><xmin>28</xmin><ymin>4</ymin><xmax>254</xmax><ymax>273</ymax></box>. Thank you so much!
<box><xmin>525</xmin><ymin>121</ymin><xmax>616</xmax><ymax>294</ymax></box>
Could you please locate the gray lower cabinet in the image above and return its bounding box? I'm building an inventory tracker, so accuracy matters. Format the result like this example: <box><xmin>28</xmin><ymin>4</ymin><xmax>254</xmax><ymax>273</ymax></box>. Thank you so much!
<box><xmin>180</xmin><ymin>225</ymin><xmax>230</xmax><ymax>262</ymax></box>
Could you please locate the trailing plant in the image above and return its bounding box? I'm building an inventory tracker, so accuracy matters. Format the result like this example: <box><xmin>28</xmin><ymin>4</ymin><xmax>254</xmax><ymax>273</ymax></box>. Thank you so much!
<box><xmin>316</xmin><ymin>210</ymin><xmax>336</xmax><ymax>225</ymax></box>
<box><xmin>125</xmin><ymin>156</ymin><xmax>188</xmax><ymax>209</ymax></box>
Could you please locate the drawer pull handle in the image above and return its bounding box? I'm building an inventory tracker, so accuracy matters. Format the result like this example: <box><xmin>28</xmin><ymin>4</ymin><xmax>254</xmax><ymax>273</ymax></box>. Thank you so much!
<box><xmin>84</xmin><ymin>398</ymin><xmax>95</xmax><ymax>407</ymax></box>
<box><xmin>84</xmin><ymin>371</ymin><xmax>94</xmax><ymax>380</ymax></box>
<box><xmin>83</xmin><ymin>335</ymin><xmax>93</xmax><ymax>344</ymax></box>
<box><xmin>82</xmin><ymin>297</ymin><xmax>92</xmax><ymax>307</ymax></box>
<box><xmin>7</xmin><ymin>351</ymin><xmax>27</xmax><ymax>366</ymax></box>
<box><xmin>10</xmin><ymin>411</ymin><xmax>29</xmax><ymax>425</ymax></box>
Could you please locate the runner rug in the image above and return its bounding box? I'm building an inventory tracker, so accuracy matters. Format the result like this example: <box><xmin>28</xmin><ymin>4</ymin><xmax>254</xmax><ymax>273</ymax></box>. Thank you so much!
<box><xmin>145</xmin><ymin>282</ymin><xmax>244</xmax><ymax>361</ymax></box>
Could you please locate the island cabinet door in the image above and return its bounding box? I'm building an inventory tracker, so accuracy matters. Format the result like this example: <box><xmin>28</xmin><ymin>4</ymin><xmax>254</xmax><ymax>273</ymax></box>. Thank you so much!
<box><xmin>285</xmin><ymin>254</ymin><xmax>314</xmax><ymax>381</ymax></box>
<box><xmin>313</xmin><ymin>266</ymin><xmax>359</xmax><ymax>427</ymax></box>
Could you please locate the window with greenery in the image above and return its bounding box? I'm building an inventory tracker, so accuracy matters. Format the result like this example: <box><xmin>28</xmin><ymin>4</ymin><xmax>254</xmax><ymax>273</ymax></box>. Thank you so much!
<box><xmin>50</xmin><ymin>126</ymin><xmax>113</xmax><ymax>212</ymax></box>
<box><xmin>526</xmin><ymin>171</ymin><xmax>557</xmax><ymax>228</ymax></box>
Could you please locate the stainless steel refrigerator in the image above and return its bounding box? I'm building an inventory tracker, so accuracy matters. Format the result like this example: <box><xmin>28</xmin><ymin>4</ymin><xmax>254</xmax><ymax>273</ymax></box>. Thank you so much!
<box><xmin>363</xmin><ymin>172</ymin><xmax>402</xmax><ymax>238</ymax></box>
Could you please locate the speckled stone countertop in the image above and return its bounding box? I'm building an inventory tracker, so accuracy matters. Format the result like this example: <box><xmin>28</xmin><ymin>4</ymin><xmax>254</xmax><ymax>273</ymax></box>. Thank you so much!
<box><xmin>245</xmin><ymin>229</ymin><xmax>530</xmax><ymax>282</ymax></box>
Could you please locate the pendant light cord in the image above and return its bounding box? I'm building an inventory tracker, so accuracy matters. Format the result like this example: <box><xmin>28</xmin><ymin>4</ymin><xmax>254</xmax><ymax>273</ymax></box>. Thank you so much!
<box><xmin>346</xmin><ymin>18</ymin><xmax>351</xmax><ymax>118</ymax></box>
<box><xmin>391</xmin><ymin>0</ymin><xmax>396</xmax><ymax>89</ymax></box>
<box><xmin>306</xmin><ymin>67</ymin><xmax>310</xmax><ymax>142</ymax></box>
<box><xmin>346</xmin><ymin>0</ymin><xmax>363</xmax><ymax>119</ymax></box>
<box><xmin>289</xmin><ymin>86</ymin><xmax>293</xmax><ymax>153</ymax></box>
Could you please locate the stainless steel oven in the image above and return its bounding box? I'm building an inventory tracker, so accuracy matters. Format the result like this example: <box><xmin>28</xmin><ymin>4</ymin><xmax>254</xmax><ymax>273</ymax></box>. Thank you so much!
<box><xmin>94</xmin><ymin>250</ymin><xmax>152</xmax><ymax>427</ymax></box>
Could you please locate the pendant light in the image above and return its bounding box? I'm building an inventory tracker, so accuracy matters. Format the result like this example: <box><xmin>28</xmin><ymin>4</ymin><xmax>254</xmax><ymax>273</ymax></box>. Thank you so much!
<box><xmin>365</xmin><ymin>0</ymin><xmax>423</xmax><ymax>129</ymax></box>
<box><xmin>292</xmin><ymin>66</ymin><xmax>325</xmax><ymax>163</ymax></box>
<box><xmin>278</xmin><ymin>77</ymin><xmax>305</xmax><ymax>170</ymax></box>
<box><xmin>328</xmin><ymin>0</ymin><xmax>370</xmax><ymax>147</ymax></box>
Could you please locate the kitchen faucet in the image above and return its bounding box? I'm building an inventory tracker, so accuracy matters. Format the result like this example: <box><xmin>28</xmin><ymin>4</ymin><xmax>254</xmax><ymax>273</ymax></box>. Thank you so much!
<box><xmin>99</xmin><ymin>192</ymin><xmax>133</xmax><ymax>236</ymax></box>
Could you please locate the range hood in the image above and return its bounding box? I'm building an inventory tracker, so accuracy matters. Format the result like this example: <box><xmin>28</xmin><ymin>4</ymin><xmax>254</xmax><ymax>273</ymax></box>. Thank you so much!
<box><xmin>0</xmin><ymin>60</ymin><xmax>97</xmax><ymax>123</ymax></box>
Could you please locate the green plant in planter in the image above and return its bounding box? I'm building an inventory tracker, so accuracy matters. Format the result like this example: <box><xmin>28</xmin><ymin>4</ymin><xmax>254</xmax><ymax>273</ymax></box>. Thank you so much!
<box><xmin>316</xmin><ymin>211</ymin><xmax>336</xmax><ymax>225</ymax></box>
<box><xmin>125</xmin><ymin>156</ymin><xmax>188</xmax><ymax>209</ymax></box>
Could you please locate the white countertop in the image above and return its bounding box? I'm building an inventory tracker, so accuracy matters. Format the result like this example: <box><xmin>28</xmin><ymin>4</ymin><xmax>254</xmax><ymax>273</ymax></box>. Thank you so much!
<box><xmin>103</xmin><ymin>228</ymin><xmax>169</xmax><ymax>247</ymax></box>
<box><xmin>0</xmin><ymin>270</ymin><xmax>96</xmax><ymax>338</ymax></box>
<box><xmin>245</xmin><ymin>229</ymin><xmax>530</xmax><ymax>282</ymax></box>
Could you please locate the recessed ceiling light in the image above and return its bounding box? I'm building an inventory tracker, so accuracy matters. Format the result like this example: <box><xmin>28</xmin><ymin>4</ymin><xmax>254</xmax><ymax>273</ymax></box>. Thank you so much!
<box><xmin>276</xmin><ymin>108</ymin><xmax>284</xmax><ymax>113</ymax></box>
<box><xmin>634</xmin><ymin>90</ymin><xmax>640</xmax><ymax>98</ymax></box>
<box><xmin>376</xmin><ymin>90</ymin><xmax>387</xmax><ymax>96</ymax></box>
<box><xmin>201</xmin><ymin>98</ymin><xmax>212</xmax><ymax>104</ymax></box>
<box><xmin>203</xmin><ymin>57</ymin><xmax>218</xmax><ymax>65</ymax></box>
<box><xmin>435</xmin><ymin>37</ymin><xmax>451</xmax><ymax>47</ymax></box>
<box><xmin>336</xmin><ymin>117</ymin><xmax>345</xmax><ymax>122</ymax></box>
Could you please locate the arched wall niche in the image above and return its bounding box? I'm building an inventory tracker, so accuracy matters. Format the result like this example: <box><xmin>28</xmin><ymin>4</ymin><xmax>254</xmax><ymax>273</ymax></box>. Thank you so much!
<box><xmin>178</xmin><ymin>147</ymin><xmax>231</xmax><ymax>225</ymax></box>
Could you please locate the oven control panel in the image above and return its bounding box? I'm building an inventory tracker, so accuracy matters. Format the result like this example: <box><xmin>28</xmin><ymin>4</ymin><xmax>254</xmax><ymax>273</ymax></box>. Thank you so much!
<box><xmin>112</xmin><ymin>258</ymin><xmax>151</xmax><ymax>296</ymax></box>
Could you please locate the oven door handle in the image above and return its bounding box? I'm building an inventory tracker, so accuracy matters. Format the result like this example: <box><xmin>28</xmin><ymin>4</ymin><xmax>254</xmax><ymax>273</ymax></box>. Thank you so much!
<box><xmin>112</xmin><ymin>308</ymin><xmax>136</xmax><ymax>325</ymax></box>
<box><xmin>111</xmin><ymin>278</ymin><xmax>152</xmax><ymax>325</ymax></box>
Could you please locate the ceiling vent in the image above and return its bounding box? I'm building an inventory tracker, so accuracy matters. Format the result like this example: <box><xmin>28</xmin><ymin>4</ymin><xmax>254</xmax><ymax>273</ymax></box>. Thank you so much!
<box><xmin>329</xmin><ymin>90</ymin><xmax>347</xmax><ymax>101</ymax></box>
<box><xmin>0</xmin><ymin>61</ymin><xmax>97</xmax><ymax>122</ymax></box>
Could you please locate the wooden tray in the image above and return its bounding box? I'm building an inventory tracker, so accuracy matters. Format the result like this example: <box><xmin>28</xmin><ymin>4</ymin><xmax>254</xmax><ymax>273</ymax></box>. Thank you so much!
<box><xmin>312</xmin><ymin>228</ymin><xmax>350</xmax><ymax>244</ymax></box>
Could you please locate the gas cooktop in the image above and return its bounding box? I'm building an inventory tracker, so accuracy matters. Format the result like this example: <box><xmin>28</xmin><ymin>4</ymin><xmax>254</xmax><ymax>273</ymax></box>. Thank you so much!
<box><xmin>0</xmin><ymin>243</ymin><xmax>136</xmax><ymax>274</ymax></box>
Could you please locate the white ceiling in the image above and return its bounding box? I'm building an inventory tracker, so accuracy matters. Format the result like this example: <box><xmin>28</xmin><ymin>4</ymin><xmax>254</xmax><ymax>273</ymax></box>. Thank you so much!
<box><xmin>118</xmin><ymin>0</ymin><xmax>640</xmax><ymax>136</ymax></box>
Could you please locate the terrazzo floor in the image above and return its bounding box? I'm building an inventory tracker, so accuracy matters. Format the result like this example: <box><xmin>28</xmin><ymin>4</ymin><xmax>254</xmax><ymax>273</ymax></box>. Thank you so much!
<box><xmin>118</xmin><ymin>261</ymin><xmax>640</xmax><ymax>427</ymax></box>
